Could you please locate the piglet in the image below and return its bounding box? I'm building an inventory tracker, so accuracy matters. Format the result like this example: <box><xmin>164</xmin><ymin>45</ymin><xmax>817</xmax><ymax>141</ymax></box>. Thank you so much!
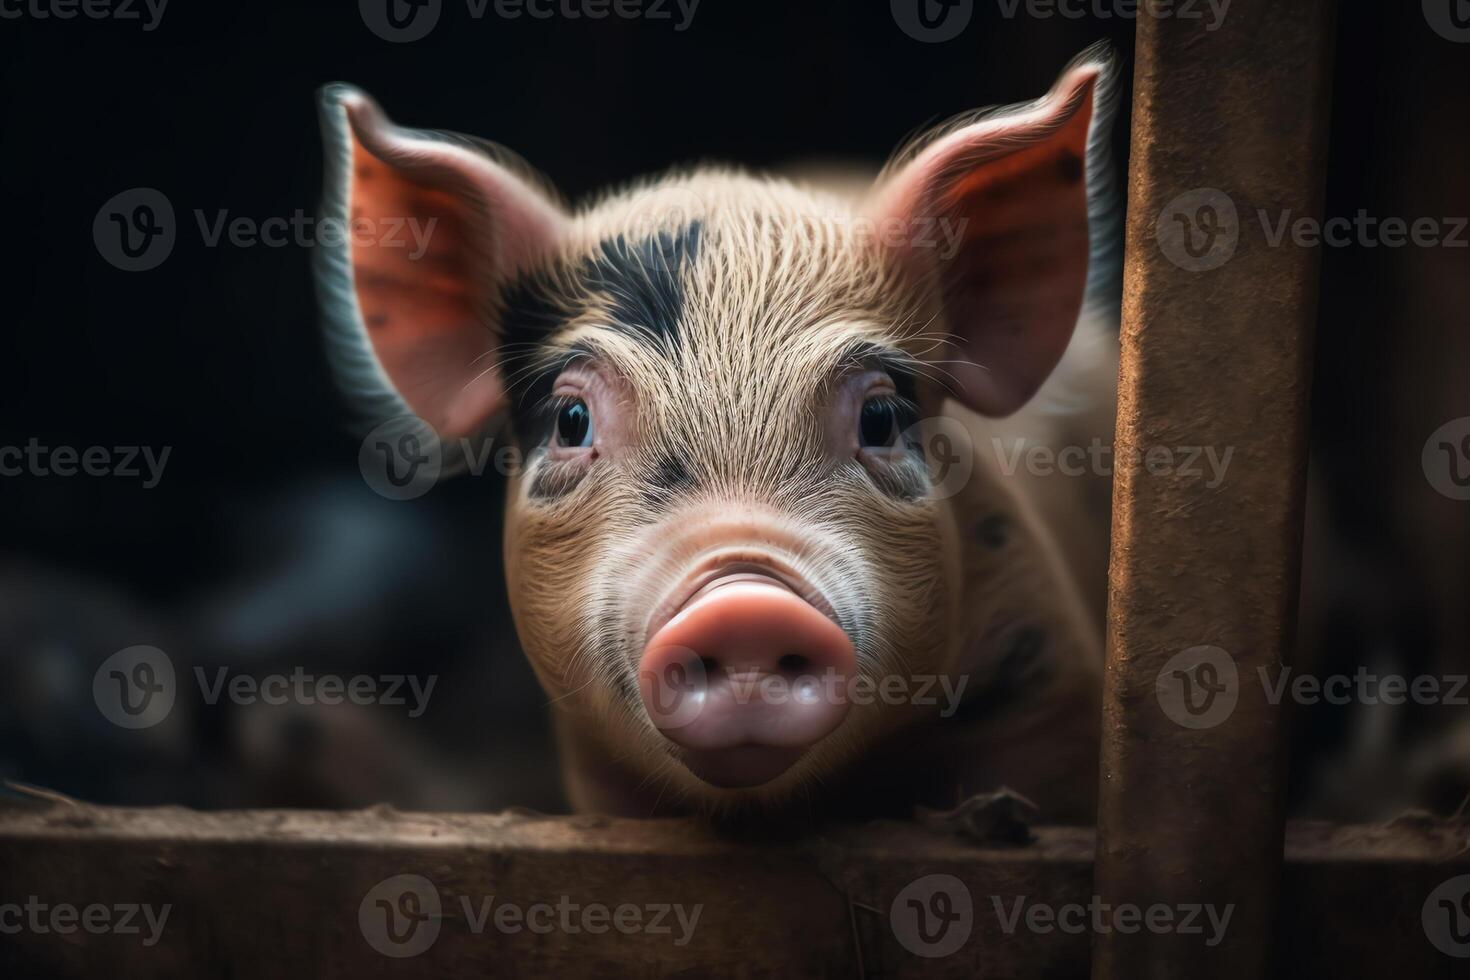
<box><xmin>315</xmin><ymin>47</ymin><xmax>1118</xmax><ymax>822</ymax></box>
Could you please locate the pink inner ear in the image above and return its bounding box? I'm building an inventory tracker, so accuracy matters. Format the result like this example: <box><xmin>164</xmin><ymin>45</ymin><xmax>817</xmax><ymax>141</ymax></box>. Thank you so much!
<box><xmin>875</xmin><ymin>66</ymin><xmax>1099</xmax><ymax>417</ymax></box>
<box><xmin>349</xmin><ymin>138</ymin><xmax>506</xmax><ymax>440</ymax></box>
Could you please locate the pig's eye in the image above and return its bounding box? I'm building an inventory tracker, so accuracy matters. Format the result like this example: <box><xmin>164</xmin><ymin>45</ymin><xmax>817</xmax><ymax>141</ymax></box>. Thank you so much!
<box><xmin>859</xmin><ymin>397</ymin><xmax>906</xmax><ymax>449</ymax></box>
<box><xmin>554</xmin><ymin>399</ymin><xmax>594</xmax><ymax>448</ymax></box>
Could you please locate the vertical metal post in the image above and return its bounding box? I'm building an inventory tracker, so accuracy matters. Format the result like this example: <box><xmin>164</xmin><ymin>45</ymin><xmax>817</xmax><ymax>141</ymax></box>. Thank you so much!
<box><xmin>1093</xmin><ymin>2</ymin><xmax>1335</xmax><ymax>978</ymax></box>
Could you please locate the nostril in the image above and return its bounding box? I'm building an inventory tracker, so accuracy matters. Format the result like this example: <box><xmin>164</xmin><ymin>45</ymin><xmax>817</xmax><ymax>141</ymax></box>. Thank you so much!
<box><xmin>777</xmin><ymin>654</ymin><xmax>810</xmax><ymax>675</ymax></box>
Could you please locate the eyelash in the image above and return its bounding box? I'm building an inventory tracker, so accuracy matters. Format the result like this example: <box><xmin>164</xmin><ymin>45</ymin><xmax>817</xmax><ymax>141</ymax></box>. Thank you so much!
<box><xmin>864</xmin><ymin>393</ymin><xmax>920</xmax><ymax>431</ymax></box>
<box><xmin>542</xmin><ymin>392</ymin><xmax>580</xmax><ymax>420</ymax></box>
<box><xmin>865</xmin><ymin>392</ymin><xmax>917</xmax><ymax>414</ymax></box>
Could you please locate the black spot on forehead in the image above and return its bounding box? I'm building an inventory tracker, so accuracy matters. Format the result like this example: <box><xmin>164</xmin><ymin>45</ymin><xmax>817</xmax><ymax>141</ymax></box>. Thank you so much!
<box><xmin>501</xmin><ymin>221</ymin><xmax>703</xmax><ymax>354</ymax></box>
<box><xmin>584</xmin><ymin>221</ymin><xmax>702</xmax><ymax>346</ymax></box>
<box><xmin>500</xmin><ymin>221</ymin><xmax>703</xmax><ymax>447</ymax></box>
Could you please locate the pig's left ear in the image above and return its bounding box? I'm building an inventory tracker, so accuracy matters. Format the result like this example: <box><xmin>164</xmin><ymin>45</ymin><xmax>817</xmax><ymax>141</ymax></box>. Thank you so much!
<box><xmin>868</xmin><ymin>47</ymin><xmax>1117</xmax><ymax>417</ymax></box>
<box><xmin>315</xmin><ymin>84</ymin><xmax>568</xmax><ymax>441</ymax></box>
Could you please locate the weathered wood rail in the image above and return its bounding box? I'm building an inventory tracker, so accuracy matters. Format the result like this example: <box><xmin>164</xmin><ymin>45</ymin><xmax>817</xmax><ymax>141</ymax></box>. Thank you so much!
<box><xmin>0</xmin><ymin>803</ymin><xmax>1465</xmax><ymax>978</ymax></box>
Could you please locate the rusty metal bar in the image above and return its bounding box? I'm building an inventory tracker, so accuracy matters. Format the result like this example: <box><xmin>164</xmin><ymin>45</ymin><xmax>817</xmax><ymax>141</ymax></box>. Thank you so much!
<box><xmin>1</xmin><ymin>804</ymin><xmax>1466</xmax><ymax>978</ymax></box>
<box><xmin>1094</xmin><ymin>2</ymin><xmax>1336</xmax><ymax>978</ymax></box>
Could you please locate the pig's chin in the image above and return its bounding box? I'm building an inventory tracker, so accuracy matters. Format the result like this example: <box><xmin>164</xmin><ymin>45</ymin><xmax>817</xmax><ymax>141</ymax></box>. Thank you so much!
<box><xmin>674</xmin><ymin>744</ymin><xmax>807</xmax><ymax>789</ymax></box>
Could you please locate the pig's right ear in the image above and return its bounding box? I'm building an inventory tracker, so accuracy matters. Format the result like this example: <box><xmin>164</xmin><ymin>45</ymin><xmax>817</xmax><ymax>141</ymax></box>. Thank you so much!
<box><xmin>315</xmin><ymin>84</ymin><xmax>568</xmax><ymax>441</ymax></box>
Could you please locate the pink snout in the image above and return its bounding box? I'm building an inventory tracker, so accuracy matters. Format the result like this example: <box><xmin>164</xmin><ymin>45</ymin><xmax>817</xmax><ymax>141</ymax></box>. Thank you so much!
<box><xmin>638</xmin><ymin>578</ymin><xmax>856</xmax><ymax>788</ymax></box>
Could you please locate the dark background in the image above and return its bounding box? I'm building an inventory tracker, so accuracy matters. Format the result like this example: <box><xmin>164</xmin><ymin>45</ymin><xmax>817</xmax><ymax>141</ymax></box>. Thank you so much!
<box><xmin>0</xmin><ymin>1</ymin><xmax>1465</xmax><ymax>817</ymax></box>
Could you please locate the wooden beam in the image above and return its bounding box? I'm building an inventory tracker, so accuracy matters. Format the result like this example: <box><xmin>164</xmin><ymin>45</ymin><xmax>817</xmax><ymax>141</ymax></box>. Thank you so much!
<box><xmin>1</xmin><ymin>805</ymin><xmax>1465</xmax><ymax>977</ymax></box>
<box><xmin>1096</xmin><ymin>1</ymin><xmax>1337</xmax><ymax>977</ymax></box>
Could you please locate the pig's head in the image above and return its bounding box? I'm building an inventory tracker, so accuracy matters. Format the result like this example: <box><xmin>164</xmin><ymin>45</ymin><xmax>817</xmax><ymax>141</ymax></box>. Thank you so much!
<box><xmin>316</xmin><ymin>49</ymin><xmax>1113</xmax><ymax>813</ymax></box>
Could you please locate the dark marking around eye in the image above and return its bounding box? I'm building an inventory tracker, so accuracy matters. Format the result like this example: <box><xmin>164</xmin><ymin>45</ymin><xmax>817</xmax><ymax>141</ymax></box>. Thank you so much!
<box><xmin>526</xmin><ymin>456</ymin><xmax>587</xmax><ymax>501</ymax></box>
<box><xmin>644</xmin><ymin>454</ymin><xmax>696</xmax><ymax>500</ymax></box>
<box><xmin>866</xmin><ymin>458</ymin><xmax>928</xmax><ymax>502</ymax></box>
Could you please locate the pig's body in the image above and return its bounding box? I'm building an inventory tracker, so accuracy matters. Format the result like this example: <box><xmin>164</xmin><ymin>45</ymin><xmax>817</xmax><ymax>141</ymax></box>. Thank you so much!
<box><xmin>317</xmin><ymin>47</ymin><xmax>1118</xmax><ymax>823</ymax></box>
